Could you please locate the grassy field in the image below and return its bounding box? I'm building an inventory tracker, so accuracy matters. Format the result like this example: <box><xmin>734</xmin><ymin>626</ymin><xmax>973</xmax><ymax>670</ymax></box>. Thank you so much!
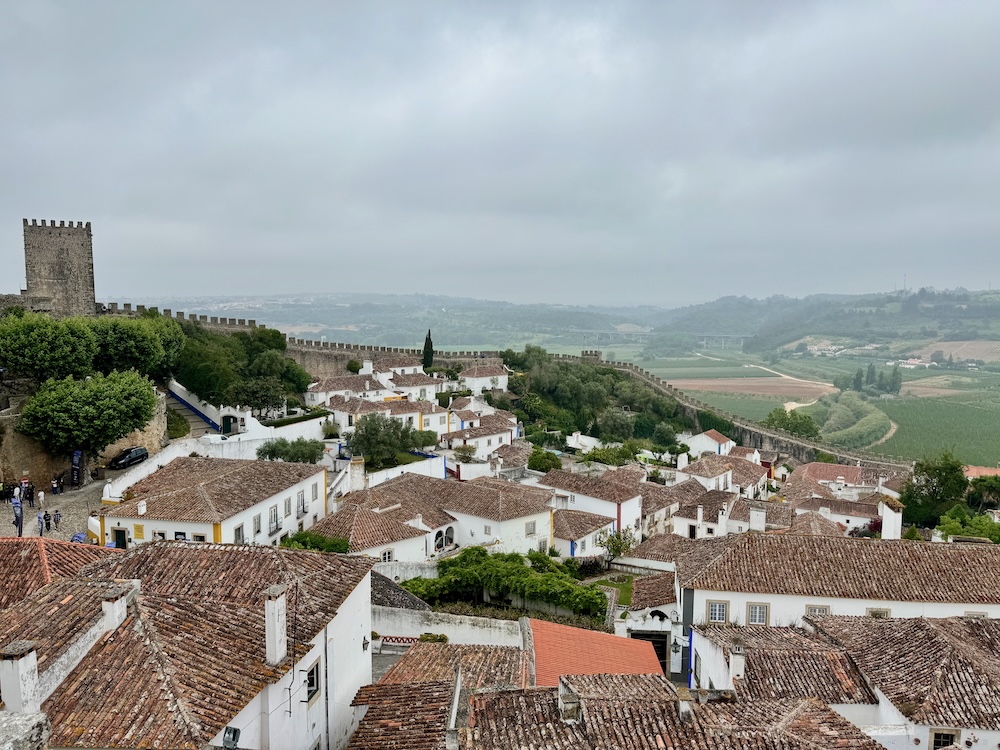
<box><xmin>872</xmin><ymin>396</ymin><xmax>1000</xmax><ymax>465</ymax></box>
<box><xmin>686</xmin><ymin>392</ymin><xmax>790</xmax><ymax>421</ymax></box>
<box><xmin>639</xmin><ymin>357</ymin><xmax>779</xmax><ymax>380</ymax></box>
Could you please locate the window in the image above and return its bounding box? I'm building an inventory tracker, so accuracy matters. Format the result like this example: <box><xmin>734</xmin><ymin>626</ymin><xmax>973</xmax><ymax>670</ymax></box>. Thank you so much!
<box><xmin>866</xmin><ymin>608</ymin><xmax>891</xmax><ymax>619</ymax></box>
<box><xmin>706</xmin><ymin>527</ymin><xmax>714</xmax><ymax>535</ymax></box>
<box><xmin>192</xmin><ymin>534</ymin><xmax>207</xmax><ymax>543</ymax></box>
<box><xmin>348</xmin><ymin>415</ymin><xmax>354</xmax><ymax>427</ymax></box>
<box><xmin>174</xmin><ymin>532</ymin><xmax>188</xmax><ymax>541</ymax></box>
<box><xmin>965</xmin><ymin>611</ymin><xmax>988</xmax><ymax>619</ymax></box>
<box><xmin>234</xmin><ymin>525</ymin><xmax>245</xmax><ymax>544</ymax></box>
<box><xmin>707</xmin><ymin>601</ymin><xmax>729</xmax><ymax>624</ymax></box>
<box><xmin>269</xmin><ymin>505</ymin><xmax>282</xmax><ymax>535</ymax></box>
<box><xmin>932</xmin><ymin>731</ymin><xmax>958</xmax><ymax>749</ymax></box>
<box><xmin>434</xmin><ymin>530</ymin><xmax>445</xmax><ymax>550</ymax></box>
<box><xmin>439</xmin><ymin>416</ymin><xmax>446</xmax><ymax>425</ymax></box>
<box><xmin>806</xmin><ymin>605</ymin><xmax>830</xmax><ymax>617</ymax></box>
<box><xmin>579</xmin><ymin>538</ymin><xmax>587</xmax><ymax>552</ymax></box>
<box><xmin>153</xmin><ymin>531</ymin><xmax>166</xmax><ymax>541</ymax></box>
<box><xmin>747</xmin><ymin>603</ymin><xmax>769</xmax><ymax>626</ymax></box>
<box><xmin>486</xmin><ymin>438</ymin><xmax>492</xmax><ymax>446</ymax></box>
<box><xmin>525</xmin><ymin>521</ymin><xmax>537</xmax><ymax>536</ymax></box>
<box><xmin>538</xmin><ymin>539</ymin><xmax>547</xmax><ymax>553</ymax></box>
<box><xmin>312</xmin><ymin>482</ymin><xmax>319</xmax><ymax>501</ymax></box>
<box><xmin>284</xmin><ymin>497</ymin><xmax>292</xmax><ymax>517</ymax></box>
<box><xmin>306</xmin><ymin>661</ymin><xmax>321</xmax><ymax>702</ymax></box>
<box><xmin>297</xmin><ymin>490</ymin><xmax>307</xmax><ymax>518</ymax></box>
<box><xmin>253</xmin><ymin>514</ymin><xmax>262</xmax><ymax>535</ymax></box>
<box><xmin>419</xmin><ymin>388</ymin><xmax>427</xmax><ymax>399</ymax></box>
<box><xmin>381</xmin><ymin>549</ymin><xmax>394</xmax><ymax>562</ymax></box>
<box><xmin>484</xmin><ymin>525</ymin><xmax>491</xmax><ymax>536</ymax></box>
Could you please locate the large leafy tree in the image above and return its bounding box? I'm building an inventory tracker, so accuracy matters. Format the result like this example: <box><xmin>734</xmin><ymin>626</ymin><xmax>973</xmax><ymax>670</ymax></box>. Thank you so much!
<box><xmin>595</xmin><ymin>526</ymin><xmax>637</xmax><ymax>568</ymax></box>
<box><xmin>762</xmin><ymin>407</ymin><xmax>821</xmax><ymax>439</ymax></box>
<box><xmin>17</xmin><ymin>371</ymin><xmax>156</xmax><ymax>457</ymax></box>
<box><xmin>257</xmin><ymin>437</ymin><xmax>325</xmax><ymax>464</ymax></box>
<box><xmin>347</xmin><ymin>413</ymin><xmax>417</xmax><ymax>471</ymax></box>
<box><xmin>226</xmin><ymin>376</ymin><xmax>286</xmax><ymax>417</ymax></box>
<box><xmin>89</xmin><ymin>317</ymin><xmax>165</xmax><ymax>376</ymax></box>
<box><xmin>901</xmin><ymin>450</ymin><xmax>968</xmax><ymax>527</ymax></box>
<box><xmin>0</xmin><ymin>311</ymin><xmax>96</xmax><ymax>381</ymax></box>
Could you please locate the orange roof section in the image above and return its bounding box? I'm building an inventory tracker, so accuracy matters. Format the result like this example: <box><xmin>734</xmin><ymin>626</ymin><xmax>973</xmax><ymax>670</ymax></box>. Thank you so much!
<box><xmin>529</xmin><ymin>618</ymin><xmax>662</xmax><ymax>687</ymax></box>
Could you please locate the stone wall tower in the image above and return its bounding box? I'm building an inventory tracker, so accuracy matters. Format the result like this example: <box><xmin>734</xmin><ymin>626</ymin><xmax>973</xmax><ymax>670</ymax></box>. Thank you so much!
<box><xmin>22</xmin><ymin>219</ymin><xmax>96</xmax><ymax>317</ymax></box>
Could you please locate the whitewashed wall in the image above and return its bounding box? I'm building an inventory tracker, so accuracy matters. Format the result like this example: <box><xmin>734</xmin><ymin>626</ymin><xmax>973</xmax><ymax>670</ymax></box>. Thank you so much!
<box><xmin>371</xmin><ymin>604</ymin><xmax>523</xmax><ymax>647</ymax></box>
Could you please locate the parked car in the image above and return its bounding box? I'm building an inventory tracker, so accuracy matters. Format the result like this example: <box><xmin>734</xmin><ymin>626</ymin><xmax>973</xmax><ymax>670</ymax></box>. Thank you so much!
<box><xmin>108</xmin><ymin>446</ymin><xmax>149</xmax><ymax>470</ymax></box>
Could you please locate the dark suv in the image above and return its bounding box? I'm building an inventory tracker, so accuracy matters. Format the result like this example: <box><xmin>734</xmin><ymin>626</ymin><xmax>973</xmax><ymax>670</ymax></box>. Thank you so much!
<box><xmin>108</xmin><ymin>446</ymin><xmax>149</xmax><ymax>470</ymax></box>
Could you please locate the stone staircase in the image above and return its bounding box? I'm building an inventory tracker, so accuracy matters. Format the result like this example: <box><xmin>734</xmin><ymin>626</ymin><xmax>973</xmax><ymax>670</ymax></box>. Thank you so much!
<box><xmin>165</xmin><ymin>393</ymin><xmax>217</xmax><ymax>438</ymax></box>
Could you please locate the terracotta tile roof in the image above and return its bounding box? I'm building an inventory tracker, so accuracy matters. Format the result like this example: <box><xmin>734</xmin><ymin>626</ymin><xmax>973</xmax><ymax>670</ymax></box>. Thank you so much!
<box><xmin>445</xmin><ymin>477</ymin><xmax>552</xmax><ymax>521</ymax></box>
<box><xmin>604</xmin><ymin>464</ymin><xmax>647</xmax><ymax>484</ymax></box>
<box><xmin>629</xmin><ymin>533</ymin><xmax>739</xmax><ymax>587</ymax></box>
<box><xmin>629</xmin><ymin>572</ymin><xmax>677</xmax><ymax>610</ymax></box>
<box><xmin>461</xmin><ymin>688</ymin><xmax>588</xmax><ymax>749</ymax></box>
<box><xmin>81</xmin><ymin>541</ymin><xmax>374</xmax><ymax>640</ymax></box>
<box><xmin>790</xmin><ymin>494</ymin><xmax>881</xmax><ymax>519</ymax></box>
<box><xmin>441</xmin><ymin>422</ymin><xmax>513</xmax><ymax>441</ymax></box>
<box><xmin>729</xmin><ymin>498</ymin><xmax>793</xmax><ymax>529</ymax></box>
<box><xmin>882</xmin><ymin>475</ymin><xmax>907</xmax><ymax>492</ymax></box>
<box><xmin>687</xmin><ymin>534</ymin><xmax>1000</xmax><ymax>603</ymax></box>
<box><xmin>813</xmin><ymin>616</ymin><xmax>1000</xmax><ymax>729</ymax></box>
<box><xmin>308</xmin><ymin>374</ymin><xmax>386</xmax><ymax>393</ymax></box>
<box><xmin>698</xmin><ymin>625</ymin><xmax>876</xmax><ymax>704</ymax></box>
<box><xmin>458</xmin><ymin>364</ymin><xmax>508</xmax><ymax>379</ymax></box>
<box><xmin>778</xmin><ymin>475</ymin><xmax>839</xmax><ymax>503</ymax></box>
<box><xmin>539</xmin><ymin>470</ymin><xmax>641</xmax><ymax>505</ymax></box>
<box><xmin>857</xmin><ymin>490</ymin><xmax>905</xmax><ymax>511</ymax></box>
<box><xmin>0</xmin><ymin>578</ymin><xmax>130</xmax><ymax>680</ymax></box>
<box><xmin>341</xmin><ymin>474</ymin><xmax>458</xmax><ymax>529</ymax></box>
<box><xmin>792</xmin><ymin>462</ymin><xmax>865</xmax><ymax>485</ymax></box>
<box><xmin>777</xmin><ymin>511</ymin><xmax>846</xmax><ymax>537</ymax></box>
<box><xmin>349</xmin><ymin>681</ymin><xmax>453</xmax><ymax>750</ymax></box>
<box><xmin>448</xmin><ymin>396</ymin><xmax>473</xmax><ymax>410</ymax></box>
<box><xmin>385</xmin><ymin>399</ymin><xmax>446</xmax><ymax>415</ymax></box>
<box><xmin>674</xmin><ymin>490</ymin><xmax>737</xmax><ymax>521</ymax></box>
<box><xmin>759</xmin><ymin>450</ymin><xmax>780</xmax><ymax>464</ymax></box>
<box><xmin>371</xmin><ymin>571</ymin><xmax>431</xmax><ymax>610</ymax></box>
<box><xmin>379</xmin><ymin>642</ymin><xmax>530</xmax><ymax>689</ymax></box>
<box><xmin>327</xmin><ymin>394</ymin><xmax>392</xmax><ymax>415</ymax></box>
<box><xmin>0</xmin><ymin>538</ymin><xmax>119</xmax><ymax>612</ymax></box>
<box><xmin>728</xmin><ymin>446</ymin><xmax>758</xmax><ymax>460</ymax></box>
<box><xmin>312</xmin><ymin>504</ymin><xmax>426</xmax><ymax>553</ymax></box>
<box><xmin>451</xmin><ymin>408</ymin><xmax>479</xmax><ymax>422</ymax></box>
<box><xmin>492</xmin><ymin>440</ymin><xmax>533</xmax><ymax>469</ymax></box>
<box><xmin>390</xmin><ymin>372</ymin><xmax>440</xmax><ymax>387</ymax></box>
<box><xmin>479</xmin><ymin>413</ymin><xmax>518</xmax><ymax>431</ymax></box>
<box><xmin>641</xmin><ymin>478</ymin><xmax>705</xmax><ymax>516</ymax></box>
<box><xmin>702</xmin><ymin>429</ymin><xmax>733</xmax><ymax>445</ymax></box>
<box><xmin>100</xmin><ymin>457</ymin><xmax>323</xmax><ymax>524</ymax></box>
<box><xmin>682</xmin><ymin>454</ymin><xmax>732</xmax><ymax>479</ymax></box>
<box><xmin>374</xmin><ymin>356</ymin><xmax>423</xmax><ymax>369</ymax></box>
<box><xmin>552</xmin><ymin>509</ymin><xmax>615</xmax><ymax>541</ymax></box>
<box><xmin>529</xmin><ymin>618</ymin><xmax>661</xmax><ymax>687</ymax></box>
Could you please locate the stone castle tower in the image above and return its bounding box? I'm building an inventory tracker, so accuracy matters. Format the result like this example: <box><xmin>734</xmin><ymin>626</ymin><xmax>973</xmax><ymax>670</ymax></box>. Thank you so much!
<box><xmin>21</xmin><ymin>219</ymin><xmax>96</xmax><ymax>317</ymax></box>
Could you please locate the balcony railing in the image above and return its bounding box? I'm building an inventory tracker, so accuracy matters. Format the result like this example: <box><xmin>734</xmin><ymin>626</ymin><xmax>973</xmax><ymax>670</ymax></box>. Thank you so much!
<box><xmin>268</xmin><ymin>518</ymin><xmax>283</xmax><ymax>536</ymax></box>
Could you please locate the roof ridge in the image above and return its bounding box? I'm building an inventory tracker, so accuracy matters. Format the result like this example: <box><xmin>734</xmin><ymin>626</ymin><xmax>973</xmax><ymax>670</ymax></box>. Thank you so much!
<box><xmin>198</xmin><ymin>484</ymin><xmax>222</xmax><ymax>523</ymax></box>
<box><xmin>37</xmin><ymin>537</ymin><xmax>52</xmax><ymax>584</ymax></box>
<box><xmin>132</xmin><ymin>601</ymin><xmax>206</xmax><ymax>743</ymax></box>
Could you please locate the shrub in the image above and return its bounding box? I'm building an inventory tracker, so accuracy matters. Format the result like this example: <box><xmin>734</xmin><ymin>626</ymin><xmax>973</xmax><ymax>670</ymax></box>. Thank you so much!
<box><xmin>280</xmin><ymin>531</ymin><xmax>348</xmax><ymax>553</ymax></box>
<box><xmin>166</xmin><ymin>408</ymin><xmax>191</xmax><ymax>439</ymax></box>
<box><xmin>418</xmin><ymin>633</ymin><xmax>449</xmax><ymax>643</ymax></box>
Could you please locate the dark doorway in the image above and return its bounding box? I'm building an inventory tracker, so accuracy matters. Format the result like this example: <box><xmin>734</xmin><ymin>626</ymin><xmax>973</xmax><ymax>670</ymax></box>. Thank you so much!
<box><xmin>630</xmin><ymin>632</ymin><xmax>668</xmax><ymax>675</ymax></box>
<box><xmin>112</xmin><ymin>528</ymin><xmax>128</xmax><ymax>549</ymax></box>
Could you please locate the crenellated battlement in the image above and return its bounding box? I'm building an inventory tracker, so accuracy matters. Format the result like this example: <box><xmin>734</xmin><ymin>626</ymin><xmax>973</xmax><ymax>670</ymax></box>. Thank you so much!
<box><xmin>23</xmin><ymin>218</ymin><xmax>92</xmax><ymax>231</ymax></box>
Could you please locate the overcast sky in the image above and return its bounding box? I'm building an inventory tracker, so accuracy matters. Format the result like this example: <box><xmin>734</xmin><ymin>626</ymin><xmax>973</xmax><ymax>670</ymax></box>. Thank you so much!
<box><xmin>2</xmin><ymin>1</ymin><xmax>999</xmax><ymax>308</ymax></box>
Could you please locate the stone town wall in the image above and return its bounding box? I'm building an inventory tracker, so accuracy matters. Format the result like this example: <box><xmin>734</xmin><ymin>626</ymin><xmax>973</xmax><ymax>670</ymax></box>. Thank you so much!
<box><xmin>21</xmin><ymin>219</ymin><xmax>96</xmax><ymax>318</ymax></box>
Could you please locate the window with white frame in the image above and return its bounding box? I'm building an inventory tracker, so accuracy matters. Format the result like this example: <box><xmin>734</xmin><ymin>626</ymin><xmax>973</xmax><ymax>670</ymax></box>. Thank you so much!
<box><xmin>312</xmin><ymin>482</ymin><xmax>319</xmax><ymax>501</ymax></box>
<box><xmin>424</xmin><ymin>418</ymin><xmax>430</xmax><ymax>427</ymax></box>
<box><xmin>931</xmin><ymin>730</ymin><xmax>958</xmax><ymax>750</ymax></box>
<box><xmin>306</xmin><ymin>661</ymin><xmax>321</xmax><ymax>701</ymax></box>
<box><xmin>806</xmin><ymin>605</ymin><xmax>830</xmax><ymax>617</ymax></box>
<box><xmin>707</xmin><ymin>601</ymin><xmax>729</xmax><ymax>624</ymax></box>
<box><xmin>192</xmin><ymin>534</ymin><xmax>207</xmax><ymax>543</ymax></box>
<box><xmin>269</xmin><ymin>505</ymin><xmax>281</xmax><ymax>535</ymax></box>
<box><xmin>965</xmin><ymin>611</ymin><xmax>988</xmax><ymax>618</ymax></box>
<box><xmin>439</xmin><ymin>416</ymin><xmax>446</xmax><ymax>425</ymax></box>
<box><xmin>381</xmin><ymin>549</ymin><xmax>394</xmax><ymax>562</ymax></box>
<box><xmin>747</xmin><ymin>603</ymin><xmax>769</xmax><ymax>626</ymax></box>
<box><xmin>525</xmin><ymin>521</ymin><xmax>536</xmax><ymax>536</ymax></box>
<box><xmin>866</xmin><ymin>608</ymin><xmax>891</xmax><ymax>619</ymax></box>
<box><xmin>253</xmin><ymin>513</ymin><xmax>262</xmax><ymax>535</ymax></box>
<box><xmin>284</xmin><ymin>497</ymin><xmax>292</xmax><ymax>517</ymax></box>
<box><xmin>484</xmin><ymin>525</ymin><xmax>491</xmax><ymax>536</ymax></box>
<box><xmin>579</xmin><ymin>538</ymin><xmax>587</xmax><ymax>552</ymax></box>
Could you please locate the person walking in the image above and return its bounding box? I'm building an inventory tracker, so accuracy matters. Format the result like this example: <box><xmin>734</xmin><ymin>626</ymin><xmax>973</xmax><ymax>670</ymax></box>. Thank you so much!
<box><xmin>43</xmin><ymin>510</ymin><xmax>52</xmax><ymax>532</ymax></box>
<box><xmin>51</xmin><ymin>478</ymin><xmax>58</xmax><ymax>496</ymax></box>
<box><xmin>37</xmin><ymin>511</ymin><xmax>44</xmax><ymax>537</ymax></box>
<box><xmin>11</xmin><ymin>494</ymin><xmax>22</xmax><ymax>537</ymax></box>
<box><xmin>53</xmin><ymin>509</ymin><xmax>61</xmax><ymax>531</ymax></box>
<box><xmin>26</xmin><ymin>483</ymin><xmax>34</xmax><ymax>508</ymax></box>
<box><xmin>37</xmin><ymin>490</ymin><xmax>44</xmax><ymax>510</ymax></box>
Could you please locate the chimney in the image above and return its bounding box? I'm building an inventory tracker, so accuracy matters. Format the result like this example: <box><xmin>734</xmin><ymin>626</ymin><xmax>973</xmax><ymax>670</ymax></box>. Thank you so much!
<box><xmin>749</xmin><ymin>504</ymin><xmax>767</xmax><ymax>532</ymax></box>
<box><xmin>677</xmin><ymin>452</ymin><xmax>688</xmax><ymax>471</ymax></box>
<box><xmin>557</xmin><ymin>677</ymin><xmax>581</xmax><ymax>722</ymax></box>
<box><xmin>880</xmin><ymin>499</ymin><xmax>903</xmax><ymax>540</ymax></box>
<box><xmin>675</xmin><ymin>687</ymin><xmax>694</xmax><ymax>723</ymax></box>
<box><xmin>696</xmin><ymin>505</ymin><xmax>703</xmax><ymax>525</ymax></box>
<box><xmin>102</xmin><ymin>580</ymin><xmax>138</xmax><ymax>632</ymax></box>
<box><xmin>265</xmin><ymin>585</ymin><xmax>288</xmax><ymax>666</ymax></box>
<box><xmin>364</xmin><ymin>380</ymin><xmax>370</xmax><ymax>390</ymax></box>
<box><xmin>0</xmin><ymin>641</ymin><xmax>40</xmax><ymax>713</ymax></box>
<box><xmin>350</xmin><ymin>456</ymin><xmax>367</xmax><ymax>492</ymax></box>
<box><xmin>729</xmin><ymin>643</ymin><xmax>746</xmax><ymax>682</ymax></box>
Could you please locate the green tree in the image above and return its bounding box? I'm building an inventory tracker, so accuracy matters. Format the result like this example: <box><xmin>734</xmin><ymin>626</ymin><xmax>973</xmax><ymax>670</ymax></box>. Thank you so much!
<box><xmin>889</xmin><ymin>364</ymin><xmax>903</xmax><ymax>394</ymax></box>
<box><xmin>936</xmin><ymin>505</ymin><xmax>1000</xmax><ymax>543</ymax></box>
<box><xmin>595</xmin><ymin>526</ymin><xmax>637</xmax><ymax>568</ymax></box>
<box><xmin>346</xmin><ymin>359</ymin><xmax>362</xmax><ymax>374</ymax></box>
<box><xmin>226</xmin><ymin>376</ymin><xmax>286</xmax><ymax>417</ymax></box>
<box><xmin>598</xmin><ymin>409</ymin><xmax>634</xmax><ymax>442</ymax></box>
<box><xmin>257</xmin><ymin>437</ymin><xmax>325</xmax><ymax>464</ymax></box>
<box><xmin>88</xmin><ymin>317</ymin><xmax>165</xmax><ymax>377</ymax></box>
<box><xmin>762</xmin><ymin>407</ymin><xmax>820</xmax><ymax>439</ymax></box>
<box><xmin>423</xmin><ymin>329</ymin><xmax>434</xmax><ymax>370</ymax></box>
<box><xmin>140</xmin><ymin>312</ymin><xmax>185</xmax><ymax>379</ymax></box>
<box><xmin>901</xmin><ymin>450</ymin><xmax>968</xmax><ymax>527</ymax></box>
<box><xmin>876</xmin><ymin>371</ymin><xmax>888</xmax><ymax>391</ymax></box>
<box><xmin>348</xmin><ymin>413</ymin><xmax>415</xmax><ymax>470</ymax></box>
<box><xmin>453</xmin><ymin>444</ymin><xmax>477</xmax><ymax>463</ymax></box>
<box><xmin>902</xmin><ymin>525</ymin><xmax>923</xmax><ymax>541</ymax></box>
<box><xmin>281</xmin><ymin>531</ymin><xmax>349</xmax><ymax>553</ymax></box>
<box><xmin>968</xmin><ymin>476</ymin><xmax>1000</xmax><ymax>513</ymax></box>
<box><xmin>865</xmin><ymin>363</ymin><xmax>876</xmax><ymax>385</ymax></box>
<box><xmin>410</xmin><ymin>430</ymin><xmax>439</xmax><ymax>450</ymax></box>
<box><xmin>0</xmin><ymin>311</ymin><xmax>97</xmax><ymax>381</ymax></box>
<box><xmin>852</xmin><ymin>368</ymin><xmax>864</xmax><ymax>391</ymax></box>
<box><xmin>17</xmin><ymin>371</ymin><xmax>156</xmax><ymax>458</ymax></box>
<box><xmin>519</xmin><ymin>393</ymin><xmax>545</xmax><ymax>421</ymax></box>
<box><xmin>652</xmin><ymin>422</ymin><xmax>677</xmax><ymax>450</ymax></box>
<box><xmin>528</xmin><ymin>447</ymin><xmax>562</xmax><ymax>472</ymax></box>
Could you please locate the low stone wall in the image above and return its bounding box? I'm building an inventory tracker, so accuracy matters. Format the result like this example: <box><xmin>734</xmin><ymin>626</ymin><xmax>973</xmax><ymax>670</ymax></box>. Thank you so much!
<box><xmin>371</xmin><ymin>604</ymin><xmax>524</xmax><ymax>647</ymax></box>
<box><xmin>0</xmin><ymin>714</ymin><xmax>50</xmax><ymax>750</ymax></box>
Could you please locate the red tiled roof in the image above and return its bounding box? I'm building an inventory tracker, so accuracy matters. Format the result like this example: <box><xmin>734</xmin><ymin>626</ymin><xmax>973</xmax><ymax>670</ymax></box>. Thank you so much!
<box><xmin>308</xmin><ymin>374</ymin><xmax>386</xmax><ymax>393</ymax></box>
<box><xmin>702</xmin><ymin>429</ymin><xmax>733</xmax><ymax>445</ymax></box>
<box><xmin>539</xmin><ymin>470</ymin><xmax>641</xmax><ymax>505</ymax></box>
<box><xmin>459</xmin><ymin>364</ymin><xmax>508</xmax><ymax>379</ymax></box>
<box><xmin>776</xmin><ymin>511</ymin><xmax>846</xmax><ymax>537</ymax></box>
<box><xmin>529</xmin><ymin>618</ymin><xmax>661</xmax><ymax>687</ymax></box>
<box><xmin>379</xmin><ymin>642</ymin><xmax>529</xmax><ymax>689</ymax></box>
<box><xmin>552</xmin><ymin>509</ymin><xmax>615</xmax><ymax>541</ymax></box>
<box><xmin>965</xmin><ymin>466</ymin><xmax>1000</xmax><ymax>479</ymax></box>
<box><xmin>0</xmin><ymin>538</ymin><xmax>119</xmax><ymax>612</ymax></box>
<box><xmin>312</xmin><ymin>504</ymin><xmax>425</xmax><ymax>553</ymax></box>
<box><xmin>100</xmin><ymin>457</ymin><xmax>323</xmax><ymax>524</ymax></box>
<box><xmin>349</xmin><ymin>682</ymin><xmax>452</xmax><ymax>750</ymax></box>
<box><xmin>629</xmin><ymin>572</ymin><xmax>677</xmax><ymax>610</ymax></box>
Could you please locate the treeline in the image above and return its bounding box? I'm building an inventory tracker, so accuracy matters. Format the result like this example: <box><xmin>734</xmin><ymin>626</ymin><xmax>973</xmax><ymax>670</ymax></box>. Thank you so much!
<box><xmin>496</xmin><ymin>345</ymin><xmax>691</xmax><ymax>445</ymax></box>
<box><xmin>832</xmin><ymin>362</ymin><xmax>902</xmax><ymax>395</ymax></box>
<box><xmin>174</xmin><ymin>322</ymin><xmax>312</xmax><ymax>414</ymax></box>
<box><xmin>809</xmin><ymin>392</ymin><xmax>892</xmax><ymax>450</ymax></box>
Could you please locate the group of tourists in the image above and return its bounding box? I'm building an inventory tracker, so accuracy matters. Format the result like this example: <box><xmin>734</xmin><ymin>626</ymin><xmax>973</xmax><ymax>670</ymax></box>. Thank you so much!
<box><xmin>2</xmin><ymin>477</ymin><xmax>62</xmax><ymax>538</ymax></box>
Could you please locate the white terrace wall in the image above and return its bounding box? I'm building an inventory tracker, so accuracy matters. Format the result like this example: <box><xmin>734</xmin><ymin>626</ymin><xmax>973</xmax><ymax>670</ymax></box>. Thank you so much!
<box><xmin>371</xmin><ymin>604</ymin><xmax>523</xmax><ymax>647</ymax></box>
<box><xmin>373</xmin><ymin>560</ymin><xmax>439</xmax><ymax>582</ymax></box>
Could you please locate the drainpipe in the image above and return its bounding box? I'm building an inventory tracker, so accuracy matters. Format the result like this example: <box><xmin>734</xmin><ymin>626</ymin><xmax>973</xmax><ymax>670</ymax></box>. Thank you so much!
<box><xmin>324</xmin><ymin>624</ymin><xmax>330</xmax><ymax>750</ymax></box>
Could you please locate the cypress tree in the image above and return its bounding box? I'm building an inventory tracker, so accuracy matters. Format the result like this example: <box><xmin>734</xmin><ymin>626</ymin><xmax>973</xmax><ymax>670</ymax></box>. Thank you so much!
<box><xmin>422</xmin><ymin>329</ymin><xmax>434</xmax><ymax>370</ymax></box>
